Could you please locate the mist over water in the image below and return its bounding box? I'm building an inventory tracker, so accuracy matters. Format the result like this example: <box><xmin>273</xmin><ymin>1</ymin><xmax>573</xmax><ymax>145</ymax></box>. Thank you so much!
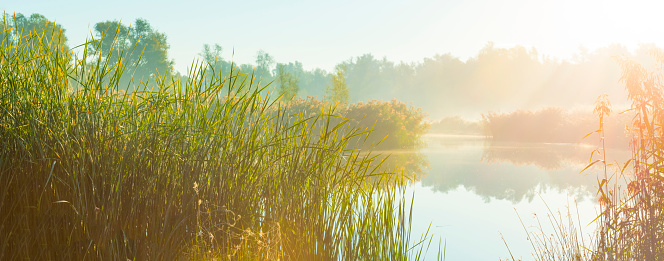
<box><xmin>404</xmin><ymin>135</ymin><xmax>626</xmax><ymax>260</ymax></box>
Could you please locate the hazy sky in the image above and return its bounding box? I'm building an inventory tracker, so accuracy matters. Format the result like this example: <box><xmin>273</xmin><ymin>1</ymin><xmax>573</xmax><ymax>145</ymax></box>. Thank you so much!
<box><xmin>4</xmin><ymin>0</ymin><xmax>664</xmax><ymax>73</ymax></box>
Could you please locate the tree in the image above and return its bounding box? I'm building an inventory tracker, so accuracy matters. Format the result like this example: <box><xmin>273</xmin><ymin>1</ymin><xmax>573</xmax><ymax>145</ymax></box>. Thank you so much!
<box><xmin>198</xmin><ymin>43</ymin><xmax>225</xmax><ymax>79</ymax></box>
<box><xmin>255</xmin><ymin>49</ymin><xmax>274</xmax><ymax>78</ymax></box>
<box><xmin>2</xmin><ymin>12</ymin><xmax>68</xmax><ymax>50</ymax></box>
<box><xmin>199</xmin><ymin>43</ymin><xmax>222</xmax><ymax>64</ymax></box>
<box><xmin>326</xmin><ymin>63</ymin><xmax>349</xmax><ymax>104</ymax></box>
<box><xmin>276</xmin><ymin>63</ymin><xmax>299</xmax><ymax>101</ymax></box>
<box><xmin>299</xmin><ymin>67</ymin><xmax>329</xmax><ymax>98</ymax></box>
<box><xmin>91</xmin><ymin>18</ymin><xmax>173</xmax><ymax>86</ymax></box>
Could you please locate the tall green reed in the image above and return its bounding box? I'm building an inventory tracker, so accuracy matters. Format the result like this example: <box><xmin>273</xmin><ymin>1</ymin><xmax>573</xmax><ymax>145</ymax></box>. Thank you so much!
<box><xmin>0</xmin><ymin>21</ymin><xmax>433</xmax><ymax>260</ymax></box>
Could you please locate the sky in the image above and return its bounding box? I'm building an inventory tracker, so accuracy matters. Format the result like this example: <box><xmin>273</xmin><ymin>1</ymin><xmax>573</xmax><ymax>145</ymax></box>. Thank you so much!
<box><xmin>4</xmin><ymin>0</ymin><xmax>664</xmax><ymax>74</ymax></box>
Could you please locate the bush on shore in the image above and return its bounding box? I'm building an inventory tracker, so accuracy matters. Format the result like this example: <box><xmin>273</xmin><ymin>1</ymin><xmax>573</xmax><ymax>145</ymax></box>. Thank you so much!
<box><xmin>282</xmin><ymin>97</ymin><xmax>429</xmax><ymax>151</ymax></box>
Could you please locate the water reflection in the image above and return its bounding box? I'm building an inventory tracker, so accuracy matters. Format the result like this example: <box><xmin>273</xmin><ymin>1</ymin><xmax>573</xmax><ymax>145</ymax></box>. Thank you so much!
<box><xmin>377</xmin><ymin>135</ymin><xmax>631</xmax><ymax>203</ymax></box>
<box><xmin>368</xmin><ymin>150</ymin><xmax>429</xmax><ymax>182</ymax></box>
<box><xmin>482</xmin><ymin>142</ymin><xmax>593</xmax><ymax>170</ymax></box>
<box><xmin>396</xmin><ymin>134</ymin><xmax>632</xmax><ymax>260</ymax></box>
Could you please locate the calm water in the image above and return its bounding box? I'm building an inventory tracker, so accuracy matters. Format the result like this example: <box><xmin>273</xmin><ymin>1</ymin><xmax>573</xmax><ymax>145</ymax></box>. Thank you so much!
<box><xmin>403</xmin><ymin>134</ymin><xmax>630</xmax><ymax>260</ymax></box>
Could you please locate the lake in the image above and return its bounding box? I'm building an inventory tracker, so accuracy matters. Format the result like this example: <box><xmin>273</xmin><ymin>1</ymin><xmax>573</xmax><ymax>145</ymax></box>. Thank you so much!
<box><xmin>400</xmin><ymin>134</ymin><xmax>631</xmax><ymax>260</ymax></box>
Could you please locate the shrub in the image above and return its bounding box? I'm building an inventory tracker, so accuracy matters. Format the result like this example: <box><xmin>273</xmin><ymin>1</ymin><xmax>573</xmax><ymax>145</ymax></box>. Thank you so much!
<box><xmin>280</xmin><ymin>98</ymin><xmax>430</xmax><ymax>150</ymax></box>
<box><xmin>482</xmin><ymin>107</ymin><xmax>630</xmax><ymax>147</ymax></box>
<box><xmin>346</xmin><ymin>99</ymin><xmax>430</xmax><ymax>150</ymax></box>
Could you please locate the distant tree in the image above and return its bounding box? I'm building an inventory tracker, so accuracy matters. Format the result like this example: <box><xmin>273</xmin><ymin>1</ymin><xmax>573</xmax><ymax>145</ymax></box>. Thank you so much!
<box><xmin>198</xmin><ymin>43</ymin><xmax>244</xmax><ymax>75</ymax></box>
<box><xmin>91</xmin><ymin>18</ymin><xmax>173</xmax><ymax>86</ymax></box>
<box><xmin>255</xmin><ymin>49</ymin><xmax>274</xmax><ymax>78</ymax></box>
<box><xmin>276</xmin><ymin>63</ymin><xmax>299</xmax><ymax>101</ymax></box>
<box><xmin>299</xmin><ymin>67</ymin><xmax>330</xmax><ymax>98</ymax></box>
<box><xmin>326</xmin><ymin>63</ymin><xmax>349</xmax><ymax>104</ymax></box>
<box><xmin>198</xmin><ymin>43</ymin><xmax>226</xmax><ymax>80</ymax></box>
<box><xmin>3</xmin><ymin>12</ymin><xmax>68</xmax><ymax>50</ymax></box>
<box><xmin>345</xmin><ymin>54</ymin><xmax>383</xmax><ymax>101</ymax></box>
<box><xmin>199</xmin><ymin>43</ymin><xmax>222</xmax><ymax>64</ymax></box>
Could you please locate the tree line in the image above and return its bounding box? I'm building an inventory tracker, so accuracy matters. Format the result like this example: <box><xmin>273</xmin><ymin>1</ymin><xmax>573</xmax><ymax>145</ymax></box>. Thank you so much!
<box><xmin>197</xmin><ymin>42</ymin><xmax>652</xmax><ymax>121</ymax></box>
<box><xmin>5</xmin><ymin>12</ymin><xmax>660</xmax><ymax>118</ymax></box>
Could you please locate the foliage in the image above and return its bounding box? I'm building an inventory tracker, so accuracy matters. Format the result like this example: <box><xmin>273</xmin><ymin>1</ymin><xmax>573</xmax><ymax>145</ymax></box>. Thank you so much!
<box><xmin>195</xmin><ymin>42</ymin><xmax>632</xmax><ymax>116</ymax></box>
<box><xmin>585</xmin><ymin>49</ymin><xmax>664</xmax><ymax>260</ymax></box>
<box><xmin>482</xmin><ymin>107</ymin><xmax>630</xmax><ymax>147</ymax></box>
<box><xmin>199</xmin><ymin>43</ymin><xmax>223</xmax><ymax>64</ymax></box>
<box><xmin>298</xmin><ymin>67</ymin><xmax>330</xmax><ymax>98</ymax></box>
<box><xmin>326</xmin><ymin>63</ymin><xmax>350</xmax><ymax>104</ymax></box>
<box><xmin>292</xmin><ymin>44</ymin><xmax>631</xmax><ymax>119</ymax></box>
<box><xmin>276</xmin><ymin>63</ymin><xmax>300</xmax><ymax>100</ymax></box>
<box><xmin>195</xmin><ymin>43</ymin><xmax>266</xmax><ymax>96</ymax></box>
<box><xmin>283</xmin><ymin>98</ymin><xmax>429</xmax><ymax>150</ymax></box>
<box><xmin>3</xmin><ymin>12</ymin><xmax>651</xmax><ymax>120</ymax></box>
<box><xmin>519</xmin><ymin>49</ymin><xmax>664</xmax><ymax>261</ymax></box>
<box><xmin>346</xmin><ymin>99</ymin><xmax>429</xmax><ymax>150</ymax></box>
<box><xmin>219</xmin><ymin>43</ymin><xmax>656</xmax><ymax>120</ymax></box>
<box><xmin>255</xmin><ymin>49</ymin><xmax>275</xmax><ymax>78</ymax></box>
<box><xmin>90</xmin><ymin>18</ymin><xmax>174</xmax><ymax>88</ymax></box>
<box><xmin>1</xmin><ymin>12</ymin><xmax>68</xmax><ymax>50</ymax></box>
<box><xmin>0</xmin><ymin>22</ymin><xmax>435</xmax><ymax>260</ymax></box>
<box><xmin>3</xmin><ymin>12</ymin><xmax>648</xmax><ymax>121</ymax></box>
<box><xmin>483</xmin><ymin>108</ymin><xmax>567</xmax><ymax>142</ymax></box>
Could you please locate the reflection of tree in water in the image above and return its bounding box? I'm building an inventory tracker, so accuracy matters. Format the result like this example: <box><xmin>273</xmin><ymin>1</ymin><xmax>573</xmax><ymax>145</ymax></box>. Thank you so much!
<box><xmin>365</xmin><ymin>150</ymin><xmax>429</xmax><ymax>183</ymax></box>
<box><xmin>419</xmin><ymin>137</ymin><xmax>627</xmax><ymax>204</ymax></box>
<box><xmin>481</xmin><ymin>142</ymin><xmax>594</xmax><ymax>170</ymax></box>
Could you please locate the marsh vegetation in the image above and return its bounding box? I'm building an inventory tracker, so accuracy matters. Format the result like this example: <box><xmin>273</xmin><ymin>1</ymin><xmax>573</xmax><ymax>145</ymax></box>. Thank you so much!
<box><xmin>0</xmin><ymin>20</ymin><xmax>433</xmax><ymax>259</ymax></box>
<box><xmin>4</xmin><ymin>10</ymin><xmax>664</xmax><ymax>261</ymax></box>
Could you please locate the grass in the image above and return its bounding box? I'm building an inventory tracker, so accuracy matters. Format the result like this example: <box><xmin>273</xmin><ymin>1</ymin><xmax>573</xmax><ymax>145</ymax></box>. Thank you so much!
<box><xmin>512</xmin><ymin>195</ymin><xmax>591</xmax><ymax>261</ymax></box>
<box><xmin>0</xmin><ymin>21</ymin><xmax>435</xmax><ymax>259</ymax></box>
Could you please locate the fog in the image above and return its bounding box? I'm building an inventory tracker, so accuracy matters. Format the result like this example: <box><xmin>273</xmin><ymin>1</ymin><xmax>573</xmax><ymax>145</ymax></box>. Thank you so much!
<box><xmin>221</xmin><ymin>42</ymin><xmax>649</xmax><ymax>120</ymax></box>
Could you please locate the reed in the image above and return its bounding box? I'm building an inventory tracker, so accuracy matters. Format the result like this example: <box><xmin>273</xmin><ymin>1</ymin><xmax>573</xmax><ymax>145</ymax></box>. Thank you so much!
<box><xmin>0</xmin><ymin>21</ymin><xmax>433</xmax><ymax>260</ymax></box>
<box><xmin>516</xmin><ymin>49</ymin><xmax>664</xmax><ymax>261</ymax></box>
<box><xmin>586</xmin><ymin>49</ymin><xmax>664</xmax><ymax>260</ymax></box>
